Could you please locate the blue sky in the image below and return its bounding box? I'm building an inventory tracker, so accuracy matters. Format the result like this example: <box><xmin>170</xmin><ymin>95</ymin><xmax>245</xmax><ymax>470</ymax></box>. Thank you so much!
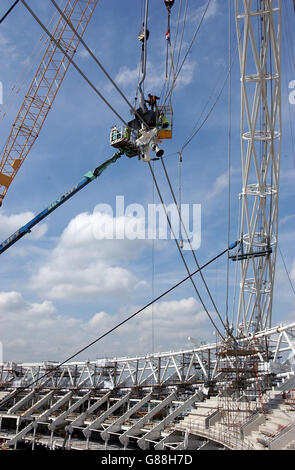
<box><xmin>0</xmin><ymin>0</ymin><xmax>294</xmax><ymax>362</ymax></box>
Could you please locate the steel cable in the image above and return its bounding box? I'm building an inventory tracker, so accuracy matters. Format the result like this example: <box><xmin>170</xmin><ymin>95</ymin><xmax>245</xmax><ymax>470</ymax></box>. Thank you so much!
<box><xmin>159</xmin><ymin>157</ymin><xmax>227</xmax><ymax>330</ymax></box>
<box><xmin>21</xmin><ymin>0</ymin><xmax>131</xmax><ymax>129</ymax></box>
<box><xmin>50</xmin><ymin>0</ymin><xmax>148</xmax><ymax>129</ymax></box>
<box><xmin>0</xmin><ymin>243</ymin><xmax>237</xmax><ymax>408</ymax></box>
<box><xmin>0</xmin><ymin>0</ymin><xmax>20</xmax><ymax>24</ymax></box>
<box><xmin>164</xmin><ymin>0</ymin><xmax>212</xmax><ymax>104</ymax></box>
<box><xmin>148</xmin><ymin>160</ymin><xmax>227</xmax><ymax>340</ymax></box>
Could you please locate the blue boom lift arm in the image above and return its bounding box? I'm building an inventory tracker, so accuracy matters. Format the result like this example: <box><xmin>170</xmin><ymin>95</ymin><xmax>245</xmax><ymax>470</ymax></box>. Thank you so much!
<box><xmin>0</xmin><ymin>150</ymin><xmax>124</xmax><ymax>256</ymax></box>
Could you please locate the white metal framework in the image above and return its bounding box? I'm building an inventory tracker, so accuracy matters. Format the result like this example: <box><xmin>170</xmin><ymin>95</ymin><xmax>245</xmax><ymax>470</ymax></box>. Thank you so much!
<box><xmin>235</xmin><ymin>0</ymin><xmax>282</xmax><ymax>335</ymax></box>
<box><xmin>0</xmin><ymin>322</ymin><xmax>294</xmax><ymax>450</ymax></box>
<box><xmin>0</xmin><ymin>322</ymin><xmax>294</xmax><ymax>391</ymax></box>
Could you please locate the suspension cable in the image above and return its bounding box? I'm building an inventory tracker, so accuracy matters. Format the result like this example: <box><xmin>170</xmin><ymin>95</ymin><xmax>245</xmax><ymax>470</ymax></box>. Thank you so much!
<box><xmin>159</xmin><ymin>156</ymin><xmax>228</xmax><ymax>334</ymax></box>
<box><xmin>0</xmin><ymin>242</ymin><xmax>238</xmax><ymax>408</ymax></box>
<box><xmin>160</xmin><ymin>0</ymin><xmax>184</xmax><ymax>103</ymax></box>
<box><xmin>164</xmin><ymin>0</ymin><xmax>212</xmax><ymax>104</ymax></box>
<box><xmin>20</xmin><ymin>0</ymin><xmax>130</xmax><ymax>129</ymax></box>
<box><xmin>164</xmin><ymin>0</ymin><xmax>188</xmax><ymax>104</ymax></box>
<box><xmin>174</xmin><ymin>0</ymin><xmax>189</xmax><ymax>78</ymax></box>
<box><xmin>148</xmin><ymin>161</ymin><xmax>228</xmax><ymax>339</ymax></box>
<box><xmin>49</xmin><ymin>0</ymin><xmax>148</xmax><ymax>129</ymax></box>
<box><xmin>278</xmin><ymin>244</ymin><xmax>295</xmax><ymax>298</ymax></box>
<box><xmin>225</xmin><ymin>0</ymin><xmax>232</xmax><ymax>331</ymax></box>
<box><xmin>180</xmin><ymin>43</ymin><xmax>239</xmax><ymax>155</ymax></box>
<box><xmin>138</xmin><ymin>0</ymin><xmax>149</xmax><ymax>111</ymax></box>
<box><xmin>0</xmin><ymin>0</ymin><xmax>20</xmax><ymax>24</ymax></box>
<box><xmin>0</xmin><ymin>7</ymin><xmax>60</xmax><ymax>124</ymax></box>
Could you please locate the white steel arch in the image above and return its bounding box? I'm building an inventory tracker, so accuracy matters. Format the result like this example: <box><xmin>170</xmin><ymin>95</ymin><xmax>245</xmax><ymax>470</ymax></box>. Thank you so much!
<box><xmin>234</xmin><ymin>0</ymin><xmax>282</xmax><ymax>335</ymax></box>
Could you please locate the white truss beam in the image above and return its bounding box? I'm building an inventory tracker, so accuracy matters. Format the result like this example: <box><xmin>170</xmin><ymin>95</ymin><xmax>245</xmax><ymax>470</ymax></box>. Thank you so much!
<box><xmin>235</xmin><ymin>0</ymin><xmax>282</xmax><ymax>335</ymax></box>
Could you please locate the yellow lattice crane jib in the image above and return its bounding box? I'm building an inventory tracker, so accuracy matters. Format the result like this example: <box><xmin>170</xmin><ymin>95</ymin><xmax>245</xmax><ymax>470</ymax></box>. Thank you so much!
<box><xmin>0</xmin><ymin>0</ymin><xmax>98</xmax><ymax>207</ymax></box>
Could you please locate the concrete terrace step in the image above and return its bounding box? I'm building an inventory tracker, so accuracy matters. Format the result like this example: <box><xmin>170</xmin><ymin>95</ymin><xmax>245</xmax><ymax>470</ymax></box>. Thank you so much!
<box><xmin>175</xmin><ymin>385</ymin><xmax>295</xmax><ymax>451</ymax></box>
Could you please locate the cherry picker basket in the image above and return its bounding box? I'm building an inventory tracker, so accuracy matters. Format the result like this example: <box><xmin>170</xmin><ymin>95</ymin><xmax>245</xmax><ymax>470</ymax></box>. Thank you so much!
<box><xmin>156</xmin><ymin>105</ymin><xmax>173</xmax><ymax>139</ymax></box>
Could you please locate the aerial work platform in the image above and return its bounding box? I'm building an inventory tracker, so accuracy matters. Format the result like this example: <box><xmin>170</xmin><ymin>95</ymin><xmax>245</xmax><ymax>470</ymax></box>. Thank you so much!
<box><xmin>110</xmin><ymin>126</ymin><xmax>139</xmax><ymax>158</ymax></box>
<box><xmin>156</xmin><ymin>105</ymin><xmax>173</xmax><ymax>140</ymax></box>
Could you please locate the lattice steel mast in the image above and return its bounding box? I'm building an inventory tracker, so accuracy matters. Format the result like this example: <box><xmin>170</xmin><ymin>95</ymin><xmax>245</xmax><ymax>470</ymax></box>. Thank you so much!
<box><xmin>0</xmin><ymin>0</ymin><xmax>98</xmax><ymax>206</ymax></box>
<box><xmin>234</xmin><ymin>0</ymin><xmax>282</xmax><ymax>336</ymax></box>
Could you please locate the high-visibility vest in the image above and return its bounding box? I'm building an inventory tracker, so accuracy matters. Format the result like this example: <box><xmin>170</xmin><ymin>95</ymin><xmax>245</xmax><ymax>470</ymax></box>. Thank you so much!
<box><xmin>160</xmin><ymin>114</ymin><xmax>169</xmax><ymax>129</ymax></box>
<box><xmin>124</xmin><ymin>128</ymin><xmax>131</xmax><ymax>139</ymax></box>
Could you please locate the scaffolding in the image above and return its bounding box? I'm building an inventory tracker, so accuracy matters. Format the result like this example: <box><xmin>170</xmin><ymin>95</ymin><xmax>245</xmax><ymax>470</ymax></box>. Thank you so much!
<box><xmin>216</xmin><ymin>337</ymin><xmax>267</xmax><ymax>435</ymax></box>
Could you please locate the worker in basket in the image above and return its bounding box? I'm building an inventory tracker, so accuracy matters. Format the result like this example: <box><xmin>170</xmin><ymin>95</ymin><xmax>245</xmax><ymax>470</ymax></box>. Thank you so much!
<box><xmin>159</xmin><ymin>111</ymin><xmax>169</xmax><ymax>129</ymax></box>
<box><xmin>124</xmin><ymin>127</ymin><xmax>131</xmax><ymax>140</ymax></box>
<box><xmin>145</xmin><ymin>93</ymin><xmax>160</xmax><ymax>111</ymax></box>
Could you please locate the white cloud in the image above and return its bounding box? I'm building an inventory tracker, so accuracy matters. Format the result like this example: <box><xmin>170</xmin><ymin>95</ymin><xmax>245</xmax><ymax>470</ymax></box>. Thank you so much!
<box><xmin>30</xmin><ymin>211</ymin><xmax>149</xmax><ymax>300</ymax></box>
<box><xmin>280</xmin><ymin>169</ymin><xmax>295</xmax><ymax>181</ymax></box>
<box><xmin>0</xmin><ymin>32</ymin><xmax>18</xmax><ymax>63</ymax></box>
<box><xmin>77</xmin><ymin>48</ymin><xmax>96</xmax><ymax>59</ymax></box>
<box><xmin>114</xmin><ymin>64</ymin><xmax>139</xmax><ymax>89</ymax></box>
<box><xmin>0</xmin><ymin>291</ymin><xmax>81</xmax><ymax>362</ymax></box>
<box><xmin>172</xmin><ymin>61</ymin><xmax>196</xmax><ymax>89</ymax></box>
<box><xmin>279</xmin><ymin>214</ymin><xmax>295</xmax><ymax>226</ymax></box>
<box><xmin>207</xmin><ymin>168</ymin><xmax>240</xmax><ymax>201</ymax></box>
<box><xmin>190</xmin><ymin>0</ymin><xmax>218</xmax><ymax>23</ymax></box>
<box><xmin>0</xmin><ymin>211</ymin><xmax>48</xmax><ymax>243</ymax></box>
<box><xmin>0</xmin><ymin>291</ymin><xmax>212</xmax><ymax>362</ymax></box>
<box><xmin>113</xmin><ymin>59</ymin><xmax>196</xmax><ymax>94</ymax></box>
